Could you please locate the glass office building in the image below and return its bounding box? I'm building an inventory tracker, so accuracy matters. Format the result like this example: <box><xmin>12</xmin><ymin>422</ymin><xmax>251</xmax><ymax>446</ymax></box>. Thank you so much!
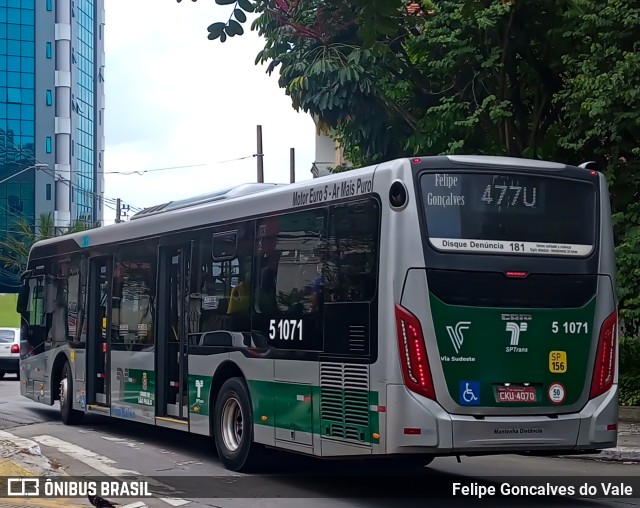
<box><xmin>0</xmin><ymin>0</ymin><xmax>105</xmax><ymax>291</ymax></box>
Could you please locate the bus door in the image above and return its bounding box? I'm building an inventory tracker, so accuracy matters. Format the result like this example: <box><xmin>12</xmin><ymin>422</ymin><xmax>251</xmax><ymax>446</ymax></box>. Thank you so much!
<box><xmin>87</xmin><ymin>257</ymin><xmax>112</xmax><ymax>408</ymax></box>
<box><xmin>157</xmin><ymin>243</ymin><xmax>192</xmax><ymax>421</ymax></box>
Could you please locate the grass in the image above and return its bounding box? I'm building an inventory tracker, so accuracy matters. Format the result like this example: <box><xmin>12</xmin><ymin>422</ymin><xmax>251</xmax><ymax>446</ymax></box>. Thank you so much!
<box><xmin>0</xmin><ymin>293</ymin><xmax>19</xmax><ymax>327</ymax></box>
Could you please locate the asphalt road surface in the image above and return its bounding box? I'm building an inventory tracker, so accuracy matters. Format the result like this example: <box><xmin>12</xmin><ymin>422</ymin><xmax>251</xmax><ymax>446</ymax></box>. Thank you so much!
<box><xmin>1</xmin><ymin>378</ymin><xmax>638</xmax><ymax>508</ymax></box>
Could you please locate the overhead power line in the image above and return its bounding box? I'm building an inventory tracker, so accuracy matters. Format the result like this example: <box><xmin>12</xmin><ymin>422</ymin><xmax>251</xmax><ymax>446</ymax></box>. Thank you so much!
<box><xmin>103</xmin><ymin>154</ymin><xmax>257</xmax><ymax>175</ymax></box>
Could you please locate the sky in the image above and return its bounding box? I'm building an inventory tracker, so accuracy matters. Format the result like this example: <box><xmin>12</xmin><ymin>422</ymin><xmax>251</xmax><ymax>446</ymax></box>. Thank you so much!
<box><xmin>102</xmin><ymin>1</ymin><xmax>317</xmax><ymax>224</ymax></box>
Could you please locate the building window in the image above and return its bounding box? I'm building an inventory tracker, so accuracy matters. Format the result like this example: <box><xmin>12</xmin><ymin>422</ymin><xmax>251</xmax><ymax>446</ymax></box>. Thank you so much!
<box><xmin>46</xmin><ymin>42</ymin><xmax>52</xmax><ymax>59</ymax></box>
<box><xmin>46</xmin><ymin>137</ymin><xmax>52</xmax><ymax>153</ymax></box>
<box><xmin>7</xmin><ymin>88</ymin><xmax>22</xmax><ymax>104</ymax></box>
<box><xmin>46</xmin><ymin>90</ymin><xmax>53</xmax><ymax>106</ymax></box>
<box><xmin>46</xmin><ymin>184</ymin><xmax>52</xmax><ymax>201</ymax></box>
<box><xmin>46</xmin><ymin>0</ymin><xmax>53</xmax><ymax>11</ymax></box>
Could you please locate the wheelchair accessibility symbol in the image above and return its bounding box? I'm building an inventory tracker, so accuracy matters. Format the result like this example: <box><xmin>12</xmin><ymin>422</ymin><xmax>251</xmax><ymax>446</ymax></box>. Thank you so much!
<box><xmin>459</xmin><ymin>381</ymin><xmax>480</xmax><ymax>405</ymax></box>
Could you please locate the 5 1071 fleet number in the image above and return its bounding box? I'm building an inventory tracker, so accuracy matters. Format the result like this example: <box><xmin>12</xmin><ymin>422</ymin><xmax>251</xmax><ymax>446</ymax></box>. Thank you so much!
<box><xmin>552</xmin><ymin>321</ymin><xmax>588</xmax><ymax>334</ymax></box>
<box><xmin>269</xmin><ymin>319</ymin><xmax>303</xmax><ymax>341</ymax></box>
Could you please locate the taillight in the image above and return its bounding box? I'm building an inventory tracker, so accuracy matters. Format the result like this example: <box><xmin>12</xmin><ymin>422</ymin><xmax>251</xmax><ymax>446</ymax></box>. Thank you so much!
<box><xmin>590</xmin><ymin>310</ymin><xmax>617</xmax><ymax>399</ymax></box>
<box><xmin>11</xmin><ymin>344</ymin><xmax>19</xmax><ymax>354</ymax></box>
<box><xmin>395</xmin><ymin>304</ymin><xmax>435</xmax><ymax>400</ymax></box>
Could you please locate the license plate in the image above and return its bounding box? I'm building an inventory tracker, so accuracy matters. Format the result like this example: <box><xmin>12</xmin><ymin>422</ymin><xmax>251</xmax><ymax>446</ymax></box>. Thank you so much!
<box><xmin>496</xmin><ymin>386</ymin><xmax>537</xmax><ymax>403</ymax></box>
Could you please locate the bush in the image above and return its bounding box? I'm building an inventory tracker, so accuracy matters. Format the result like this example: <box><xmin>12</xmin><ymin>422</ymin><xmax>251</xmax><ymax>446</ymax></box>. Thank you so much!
<box><xmin>619</xmin><ymin>337</ymin><xmax>640</xmax><ymax>406</ymax></box>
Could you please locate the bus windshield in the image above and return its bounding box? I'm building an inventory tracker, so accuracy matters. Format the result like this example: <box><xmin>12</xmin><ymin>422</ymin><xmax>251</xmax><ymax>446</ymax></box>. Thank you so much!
<box><xmin>419</xmin><ymin>171</ymin><xmax>597</xmax><ymax>257</ymax></box>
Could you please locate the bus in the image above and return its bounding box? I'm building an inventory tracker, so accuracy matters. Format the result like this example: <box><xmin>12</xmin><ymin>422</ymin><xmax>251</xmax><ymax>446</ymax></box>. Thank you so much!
<box><xmin>17</xmin><ymin>155</ymin><xmax>618</xmax><ymax>472</ymax></box>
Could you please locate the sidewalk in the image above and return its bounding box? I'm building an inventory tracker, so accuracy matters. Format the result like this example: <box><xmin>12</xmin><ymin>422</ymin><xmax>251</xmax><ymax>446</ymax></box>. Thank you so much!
<box><xmin>0</xmin><ymin>430</ymin><xmax>89</xmax><ymax>508</ymax></box>
<box><xmin>574</xmin><ymin>419</ymin><xmax>640</xmax><ymax>463</ymax></box>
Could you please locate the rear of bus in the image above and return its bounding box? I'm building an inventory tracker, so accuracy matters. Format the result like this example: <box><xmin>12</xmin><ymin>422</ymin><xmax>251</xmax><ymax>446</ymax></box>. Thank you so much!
<box><xmin>393</xmin><ymin>155</ymin><xmax>617</xmax><ymax>456</ymax></box>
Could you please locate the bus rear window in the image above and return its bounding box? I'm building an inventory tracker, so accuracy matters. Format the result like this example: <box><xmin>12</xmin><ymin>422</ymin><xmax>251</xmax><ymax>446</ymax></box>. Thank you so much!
<box><xmin>419</xmin><ymin>172</ymin><xmax>597</xmax><ymax>257</ymax></box>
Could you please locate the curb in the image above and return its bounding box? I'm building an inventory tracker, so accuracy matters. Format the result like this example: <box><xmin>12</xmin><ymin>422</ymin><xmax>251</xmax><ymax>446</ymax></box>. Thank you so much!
<box><xmin>559</xmin><ymin>447</ymin><xmax>640</xmax><ymax>463</ymax></box>
<box><xmin>0</xmin><ymin>430</ymin><xmax>43</xmax><ymax>458</ymax></box>
<box><xmin>0</xmin><ymin>430</ymin><xmax>88</xmax><ymax>507</ymax></box>
<box><xmin>619</xmin><ymin>406</ymin><xmax>640</xmax><ymax>422</ymax></box>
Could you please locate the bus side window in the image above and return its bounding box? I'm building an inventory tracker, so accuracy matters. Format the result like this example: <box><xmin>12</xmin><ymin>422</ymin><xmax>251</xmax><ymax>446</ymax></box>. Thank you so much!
<box><xmin>111</xmin><ymin>242</ymin><xmax>157</xmax><ymax>351</ymax></box>
<box><xmin>64</xmin><ymin>256</ymin><xmax>86</xmax><ymax>346</ymax></box>
<box><xmin>198</xmin><ymin>223</ymin><xmax>253</xmax><ymax>335</ymax></box>
<box><xmin>27</xmin><ymin>276</ymin><xmax>46</xmax><ymax>327</ymax></box>
<box><xmin>47</xmin><ymin>261</ymin><xmax>70</xmax><ymax>344</ymax></box>
<box><xmin>22</xmin><ymin>275</ymin><xmax>47</xmax><ymax>354</ymax></box>
<box><xmin>326</xmin><ymin>199</ymin><xmax>379</xmax><ymax>303</ymax></box>
<box><xmin>253</xmin><ymin>210</ymin><xmax>326</xmax><ymax>350</ymax></box>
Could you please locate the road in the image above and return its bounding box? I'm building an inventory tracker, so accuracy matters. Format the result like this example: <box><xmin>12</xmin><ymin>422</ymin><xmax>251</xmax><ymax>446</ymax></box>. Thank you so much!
<box><xmin>1</xmin><ymin>377</ymin><xmax>638</xmax><ymax>508</ymax></box>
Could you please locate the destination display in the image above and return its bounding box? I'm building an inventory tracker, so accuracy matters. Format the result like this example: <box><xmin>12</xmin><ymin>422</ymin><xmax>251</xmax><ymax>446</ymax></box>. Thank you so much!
<box><xmin>420</xmin><ymin>171</ymin><xmax>596</xmax><ymax>256</ymax></box>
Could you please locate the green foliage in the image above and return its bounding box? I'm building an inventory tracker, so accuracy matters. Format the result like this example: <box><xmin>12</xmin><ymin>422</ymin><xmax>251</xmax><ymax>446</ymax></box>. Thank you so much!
<box><xmin>619</xmin><ymin>337</ymin><xmax>640</xmax><ymax>406</ymax></box>
<box><xmin>0</xmin><ymin>293</ymin><xmax>19</xmax><ymax>327</ymax></box>
<box><xmin>555</xmin><ymin>0</ymin><xmax>640</xmax><ymax>337</ymax></box>
<box><xmin>183</xmin><ymin>0</ymin><xmax>640</xmax><ymax>332</ymax></box>
<box><xmin>0</xmin><ymin>213</ymin><xmax>96</xmax><ymax>275</ymax></box>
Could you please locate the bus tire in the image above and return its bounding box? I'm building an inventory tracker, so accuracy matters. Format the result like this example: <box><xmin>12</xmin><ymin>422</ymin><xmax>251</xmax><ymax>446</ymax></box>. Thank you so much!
<box><xmin>59</xmin><ymin>362</ymin><xmax>84</xmax><ymax>425</ymax></box>
<box><xmin>213</xmin><ymin>377</ymin><xmax>263</xmax><ymax>472</ymax></box>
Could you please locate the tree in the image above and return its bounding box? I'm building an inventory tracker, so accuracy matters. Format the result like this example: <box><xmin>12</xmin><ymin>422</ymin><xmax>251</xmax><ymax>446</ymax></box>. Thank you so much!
<box><xmin>554</xmin><ymin>0</ymin><xmax>640</xmax><ymax>337</ymax></box>
<box><xmin>182</xmin><ymin>0</ymin><xmax>640</xmax><ymax>334</ymax></box>
<box><xmin>0</xmin><ymin>213</ymin><xmax>96</xmax><ymax>275</ymax></box>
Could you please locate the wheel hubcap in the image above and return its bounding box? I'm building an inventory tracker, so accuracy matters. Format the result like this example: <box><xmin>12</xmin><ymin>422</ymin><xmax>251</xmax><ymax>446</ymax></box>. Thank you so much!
<box><xmin>221</xmin><ymin>397</ymin><xmax>243</xmax><ymax>452</ymax></box>
<box><xmin>59</xmin><ymin>377</ymin><xmax>67</xmax><ymax>408</ymax></box>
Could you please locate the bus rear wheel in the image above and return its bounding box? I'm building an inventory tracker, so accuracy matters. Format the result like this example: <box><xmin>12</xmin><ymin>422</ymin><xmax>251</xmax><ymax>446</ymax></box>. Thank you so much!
<box><xmin>213</xmin><ymin>377</ymin><xmax>264</xmax><ymax>472</ymax></box>
<box><xmin>59</xmin><ymin>362</ymin><xmax>84</xmax><ymax>425</ymax></box>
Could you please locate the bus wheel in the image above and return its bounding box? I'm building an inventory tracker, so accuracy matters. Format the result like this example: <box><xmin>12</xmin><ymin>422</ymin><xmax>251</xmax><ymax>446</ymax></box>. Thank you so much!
<box><xmin>59</xmin><ymin>362</ymin><xmax>84</xmax><ymax>425</ymax></box>
<box><xmin>213</xmin><ymin>377</ymin><xmax>263</xmax><ymax>472</ymax></box>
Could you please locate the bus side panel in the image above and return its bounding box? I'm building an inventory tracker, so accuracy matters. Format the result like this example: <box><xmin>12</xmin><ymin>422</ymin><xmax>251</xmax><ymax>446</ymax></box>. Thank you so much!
<box><xmin>20</xmin><ymin>353</ymin><xmax>43</xmax><ymax>402</ymax></box>
<box><xmin>187</xmin><ymin>353</ymin><xmax>234</xmax><ymax>436</ymax></box>
<box><xmin>39</xmin><ymin>349</ymin><xmax>57</xmax><ymax>405</ymax></box>
<box><xmin>70</xmin><ymin>348</ymin><xmax>87</xmax><ymax>413</ymax></box>
<box><xmin>370</xmin><ymin>160</ymin><xmax>432</xmax><ymax>456</ymax></box>
<box><xmin>109</xmin><ymin>350</ymin><xmax>155</xmax><ymax>424</ymax></box>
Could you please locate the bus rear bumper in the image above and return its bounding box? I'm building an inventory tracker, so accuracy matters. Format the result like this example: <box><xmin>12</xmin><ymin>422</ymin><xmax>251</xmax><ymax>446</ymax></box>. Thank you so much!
<box><xmin>384</xmin><ymin>384</ymin><xmax>618</xmax><ymax>456</ymax></box>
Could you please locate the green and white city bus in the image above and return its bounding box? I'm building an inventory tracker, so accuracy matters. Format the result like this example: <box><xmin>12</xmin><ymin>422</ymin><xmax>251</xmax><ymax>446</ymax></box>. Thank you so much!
<box><xmin>17</xmin><ymin>155</ymin><xmax>618</xmax><ymax>471</ymax></box>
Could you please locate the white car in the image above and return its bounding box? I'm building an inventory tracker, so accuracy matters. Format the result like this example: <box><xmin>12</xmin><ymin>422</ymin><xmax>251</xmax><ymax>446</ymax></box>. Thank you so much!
<box><xmin>0</xmin><ymin>327</ymin><xmax>20</xmax><ymax>380</ymax></box>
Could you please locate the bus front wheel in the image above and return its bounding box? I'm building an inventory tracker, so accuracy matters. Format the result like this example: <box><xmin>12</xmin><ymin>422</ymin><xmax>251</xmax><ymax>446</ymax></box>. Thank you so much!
<box><xmin>59</xmin><ymin>362</ymin><xmax>84</xmax><ymax>425</ymax></box>
<box><xmin>213</xmin><ymin>377</ymin><xmax>263</xmax><ymax>472</ymax></box>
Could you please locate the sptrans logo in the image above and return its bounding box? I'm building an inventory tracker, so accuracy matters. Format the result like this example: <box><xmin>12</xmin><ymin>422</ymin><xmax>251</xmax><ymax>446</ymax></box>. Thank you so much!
<box><xmin>502</xmin><ymin>314</ymin><xmax>531</xmax><ymax>353</ymax></box>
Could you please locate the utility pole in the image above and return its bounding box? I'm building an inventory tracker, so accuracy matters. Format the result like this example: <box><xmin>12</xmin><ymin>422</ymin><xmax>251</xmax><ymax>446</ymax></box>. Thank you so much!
<box><xmin>290</xmin><ymin>148</ymin><xmax>295</xmax><ymax>183</ymax></box>
<box><xmin>256</xmin><ymin>125</ymin><xmax>264</xmax><ymax>183</ymax></box>
<box><xmin>115</xmin><ymin>198</ymin><xmax>121</xmax><ymax>223</ymax></box>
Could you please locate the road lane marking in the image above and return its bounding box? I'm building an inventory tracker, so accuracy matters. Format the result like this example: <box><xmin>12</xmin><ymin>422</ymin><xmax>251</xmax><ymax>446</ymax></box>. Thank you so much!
<box><xmin>32</xmin><ymin>435</ymin><xmax>138</xmax><ymax>476</ymax></box>
<box><xmin>157</xmin><ymin>499</ymin><xmax>190</xmax><ymax>507</ymax></box>
<box><xmin>31</xmin><ymin>435</ymin><xmax>190</xmax><ymax>506</ymax></box>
